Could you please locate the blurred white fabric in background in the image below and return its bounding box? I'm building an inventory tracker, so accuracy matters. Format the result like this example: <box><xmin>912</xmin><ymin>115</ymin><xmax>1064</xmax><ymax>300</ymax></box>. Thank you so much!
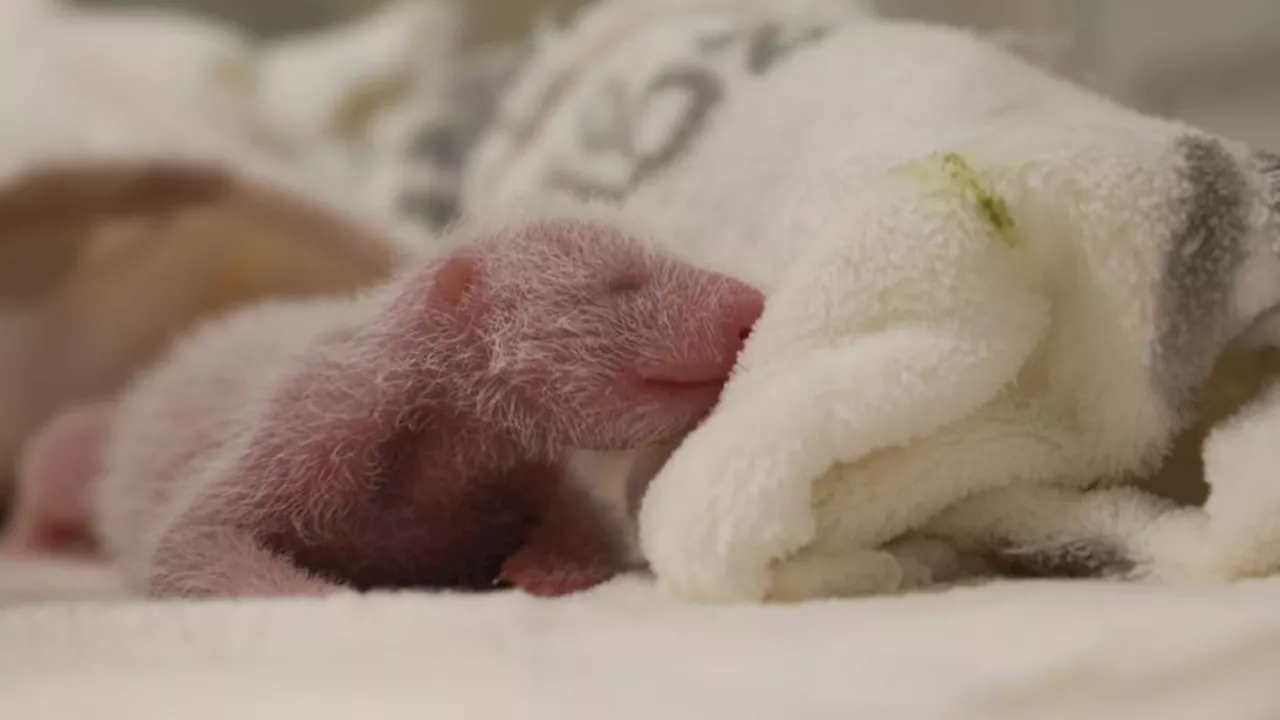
<box><xmin>0</xmin><ymin>0</ymin><xmax>458</xmax><ymax>218</ymax></box>
<box><xmin>77</xmin><ymin>0</ymin><xmax>1280</xmax><ymax>150</ymax></box>
<box><xmin>875</xmin><ymin>0</ymin><xmax>1280</xmax><ymax>150</ymax></box>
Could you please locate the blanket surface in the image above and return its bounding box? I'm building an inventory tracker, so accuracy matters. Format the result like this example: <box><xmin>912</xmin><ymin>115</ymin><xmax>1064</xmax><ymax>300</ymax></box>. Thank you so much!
<box><xmin>6</xmin><ymin>572</ymin><xmax>1280</xmax><ymax>719</ymax></box>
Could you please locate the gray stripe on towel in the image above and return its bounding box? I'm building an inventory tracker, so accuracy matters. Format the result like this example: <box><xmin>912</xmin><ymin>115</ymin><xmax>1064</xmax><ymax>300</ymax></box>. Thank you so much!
<box><xmin>1153</xmin><ymin>135</ymin><xmax>1249</xmax><ymax>412</ymax></box>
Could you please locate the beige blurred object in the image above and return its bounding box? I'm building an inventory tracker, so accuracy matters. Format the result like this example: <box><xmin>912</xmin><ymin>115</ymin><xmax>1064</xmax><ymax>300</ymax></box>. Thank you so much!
<box><xmin>0</xmin><ymin>161</ymin><xmax>403</xmax><ymax>501</ymax></box>
<box><xmin>459</xmin><ymin>0</ymin><xmax>591</xmax><ymax>46</ymax></box>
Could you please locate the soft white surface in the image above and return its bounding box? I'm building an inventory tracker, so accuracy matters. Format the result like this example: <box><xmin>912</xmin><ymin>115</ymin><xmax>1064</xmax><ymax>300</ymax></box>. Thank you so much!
<box><xmin>4</xmin><ymin>570</ymin><xmax>1280</xmax><ymax>719</ymax></box>
<box><xmin>0</xmin><ymin>557</ymin><xmax>126</xmax><ymax>606</ymax></box>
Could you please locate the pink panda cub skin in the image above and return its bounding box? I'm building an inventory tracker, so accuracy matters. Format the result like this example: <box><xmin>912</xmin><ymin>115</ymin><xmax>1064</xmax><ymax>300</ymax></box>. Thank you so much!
<box><xmin>91</xmin><ymin>208</ymin><xmax>765</xmax><ymax>598</ymax></box>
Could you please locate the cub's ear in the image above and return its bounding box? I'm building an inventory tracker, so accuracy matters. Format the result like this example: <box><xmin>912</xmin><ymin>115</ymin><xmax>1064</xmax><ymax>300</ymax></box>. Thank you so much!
<box><xmin>433</xmin><ymin>252</ymin><xmax>479</xmax><ymax>307</ymax></box>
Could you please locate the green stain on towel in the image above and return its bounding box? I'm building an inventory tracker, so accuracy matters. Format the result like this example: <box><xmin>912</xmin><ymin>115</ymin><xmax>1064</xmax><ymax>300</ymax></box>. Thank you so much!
<box><xmin>938</xmin><ymin>152</ymin><xmax>1017</xmax><ymax>243</ymax></box>
<box><xmin>885</xmin><ymin>150</ymin><xmax>1020</xmax><ymax>247</ymax></box>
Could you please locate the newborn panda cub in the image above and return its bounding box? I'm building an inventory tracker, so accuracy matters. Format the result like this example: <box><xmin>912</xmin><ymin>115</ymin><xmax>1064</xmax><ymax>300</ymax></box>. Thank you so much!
<box><xmin>91</xmin><ymin>210</ymin><xmax>764</xmax><ymax>598</ymax></box>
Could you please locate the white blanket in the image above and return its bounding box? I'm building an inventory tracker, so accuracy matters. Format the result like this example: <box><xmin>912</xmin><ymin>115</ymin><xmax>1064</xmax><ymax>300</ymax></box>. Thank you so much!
<box><xmin>6</xmin><ymin>568</ymin><xmax>1280</xmax><ymax>719</ymax></box>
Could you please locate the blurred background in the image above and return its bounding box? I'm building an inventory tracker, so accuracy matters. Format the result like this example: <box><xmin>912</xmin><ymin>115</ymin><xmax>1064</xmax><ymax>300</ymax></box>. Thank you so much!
<box><xmin>80</xmin><ymin>0</ymin><xmax>1280</xmax><ymax>149</ymax></box>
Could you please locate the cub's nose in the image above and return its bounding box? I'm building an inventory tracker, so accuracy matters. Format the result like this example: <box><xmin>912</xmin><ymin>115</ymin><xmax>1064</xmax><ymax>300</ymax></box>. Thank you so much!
<box><xmin>723</xmin><ymin>280</ymin><xmax>765</xmax><ymax>347</ymax></box>
<box><xmin>635</xmin><ymin>277</ymin><xmax>764</xmax><ymax>387</ymax></box>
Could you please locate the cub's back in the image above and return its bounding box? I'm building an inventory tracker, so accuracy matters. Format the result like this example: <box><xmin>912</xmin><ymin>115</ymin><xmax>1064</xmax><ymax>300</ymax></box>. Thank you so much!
<box><xmin>92</xmin><ymin>296</ymin><xmax>355</xmax><ymax>583</ymax></box>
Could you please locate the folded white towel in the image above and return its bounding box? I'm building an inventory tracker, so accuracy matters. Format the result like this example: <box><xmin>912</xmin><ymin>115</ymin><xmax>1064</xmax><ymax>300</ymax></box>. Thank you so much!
<box><xmin>457</xmin><ymin>0</ymin><xmax>1280</xmax><ymax>602</ymax></box>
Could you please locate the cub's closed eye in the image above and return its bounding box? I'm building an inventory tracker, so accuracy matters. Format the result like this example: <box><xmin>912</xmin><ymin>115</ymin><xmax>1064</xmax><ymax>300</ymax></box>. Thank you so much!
<box><xmin>607</xmin><ymin>271</ymin><xmax>649</xmax><ymax>295</ymax></box>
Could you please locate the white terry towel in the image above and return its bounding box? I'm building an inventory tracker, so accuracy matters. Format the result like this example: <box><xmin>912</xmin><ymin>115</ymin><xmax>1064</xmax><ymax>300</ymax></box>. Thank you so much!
<box><xmin>459</xmin><ymin>0</ymin><xmax>1280</xmax><ymax>602</ymax></box>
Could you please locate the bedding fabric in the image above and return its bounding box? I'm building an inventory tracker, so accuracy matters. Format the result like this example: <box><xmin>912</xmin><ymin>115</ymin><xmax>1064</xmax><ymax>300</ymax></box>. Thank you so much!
<box><xmin>4</xmin><ymin>571</ymin><xmax>1280</xmax><ymax>719</ymax></box>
